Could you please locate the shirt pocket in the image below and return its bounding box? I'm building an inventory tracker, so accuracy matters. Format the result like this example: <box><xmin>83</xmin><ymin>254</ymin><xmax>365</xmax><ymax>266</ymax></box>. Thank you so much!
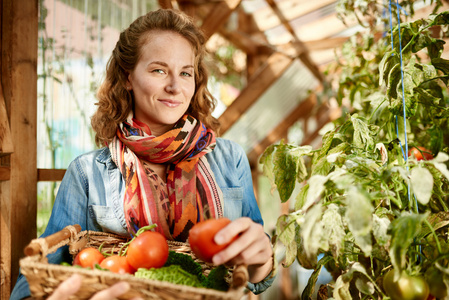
<box><xmin>89</xmin><ymin>205</ymin><xmax>128</xmax><ymax>235</ymax></box>
<box><xmin>221</xmin><ymin>187</ymin><xmax>243</xmax><ymax>221</ymax></box>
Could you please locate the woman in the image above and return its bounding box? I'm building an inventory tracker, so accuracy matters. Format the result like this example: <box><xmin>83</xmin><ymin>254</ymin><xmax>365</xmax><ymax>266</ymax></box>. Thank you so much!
<box><xmin>11</xmin><ymin>9</ymin><xmax>274</xmax><ymax>300</ymax></box>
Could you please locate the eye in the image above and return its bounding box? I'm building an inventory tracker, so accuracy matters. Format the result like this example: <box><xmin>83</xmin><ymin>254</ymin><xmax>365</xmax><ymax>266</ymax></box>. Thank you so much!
<box><xmin>152</xmin><ymin>69</ymin><xmax>165</xmax><ymax>74</ymax></box>
<box><xmin>181</xmin><ymin>71</ymin><xmax>192</xmax><ymax>77</ymax></box>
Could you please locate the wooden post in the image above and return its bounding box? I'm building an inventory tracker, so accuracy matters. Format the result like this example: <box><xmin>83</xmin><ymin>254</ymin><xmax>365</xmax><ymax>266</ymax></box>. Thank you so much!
<box><xmin>0</xmin><ymin>0</ymin><xmax>38</xmax><ymax>298</ymax></box>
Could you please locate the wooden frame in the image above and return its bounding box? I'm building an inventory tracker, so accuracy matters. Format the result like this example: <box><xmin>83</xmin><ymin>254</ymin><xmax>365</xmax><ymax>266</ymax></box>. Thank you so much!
<box><xmin>1</xmin><ymin>1</ymin><xmax>38</xmax><ymax>298</ymax></box>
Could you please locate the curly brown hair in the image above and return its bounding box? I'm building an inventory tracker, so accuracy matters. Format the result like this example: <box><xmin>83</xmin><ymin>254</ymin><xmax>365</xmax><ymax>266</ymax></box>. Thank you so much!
<box><xmin>91</xmin><ymin>9</ymin><xmax>220</xmax><ymax>146</ymax></box>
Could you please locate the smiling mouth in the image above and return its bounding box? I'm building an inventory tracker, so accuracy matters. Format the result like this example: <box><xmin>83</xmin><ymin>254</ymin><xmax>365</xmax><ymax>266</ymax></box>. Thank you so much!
<box><xmin>159</xmin><ymin>99</ymin><xmax>181</xmax><ymax>108</ymax></box>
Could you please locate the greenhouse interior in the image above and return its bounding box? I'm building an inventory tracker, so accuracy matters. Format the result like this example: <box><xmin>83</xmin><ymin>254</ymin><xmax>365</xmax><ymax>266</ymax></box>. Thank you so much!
<box><xmin>1</xmin><ymin>0</ymin><xmax>449</xmax><ymax>299</ymax></box>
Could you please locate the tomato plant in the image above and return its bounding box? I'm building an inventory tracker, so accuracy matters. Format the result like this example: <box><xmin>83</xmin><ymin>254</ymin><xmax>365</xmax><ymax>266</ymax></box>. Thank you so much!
<box><xmin>408</xmin><ymin>147</ymin><xmax>434</xmax><ymax>161</ymax></box>
<box><xmin>188</xmin><ymin>218</ymin><xmax>237</xmax><ymax>263</ymax></box>
<box><xmin>259</xmin><ymin>3</ymin><xmax>449</xmax><ymax>299</ymax></box>
<box><xmin>73</xmin><ymin>247</ymin><xmax>105</xmax><ymax>269</ymax></box>
<box><xmin>383</xmin><ymin>270</ymin><xmax>429</xmax><ymax>300</ymax></box>
<box><xmin>100</xmin><ymin>255</ymin><xmax>135</xmax><ymax>274</ymax></box>
<box><xmin>126</xmin><ymin>231</ymin><xmax>168</xmax><ymax>270</ymax></box>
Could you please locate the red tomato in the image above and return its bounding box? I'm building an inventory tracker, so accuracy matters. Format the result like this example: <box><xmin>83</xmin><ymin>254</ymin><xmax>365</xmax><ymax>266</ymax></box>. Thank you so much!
<box><xmin>73</xmin><ymin>247</ymin><xmax>105</xmax><ymax>269</ymax></box>
<box><xmin>126</xmin><ymin>231</ymin><xmax>169</xmax><ymax>270</ymax></box>
<box><xmin>100</xmin><ymin>255</ymin><xmax>135</xmax><ymax>274</ymax></box>
<box><xmin>409</xmin><ymin>147</ymin><xmax>433</xmax><ymax>161</ymax></box>
<box><xmin>188</xmin><ymin>218</ymin><xmax>237</xmax><ymax>263</ymax></box>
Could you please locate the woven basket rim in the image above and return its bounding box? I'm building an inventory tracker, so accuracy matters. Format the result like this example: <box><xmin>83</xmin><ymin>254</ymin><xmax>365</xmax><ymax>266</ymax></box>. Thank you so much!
<box><xmin>20</xmin><ymin>228</ymin><xmax>246</xmax><ymax>300</ymax></box>
<box><xmin>20</xmin><ymin>256</ymin><xmax>240</xmax><ymax>297</ymax></box>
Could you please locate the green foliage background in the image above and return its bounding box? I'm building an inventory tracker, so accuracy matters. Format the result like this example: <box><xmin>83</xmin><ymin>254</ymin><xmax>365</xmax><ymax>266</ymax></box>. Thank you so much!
<box><xmin>260</xmin><ymin>1</ymin><xmax>449</xmax><ymax>299</ymax></box>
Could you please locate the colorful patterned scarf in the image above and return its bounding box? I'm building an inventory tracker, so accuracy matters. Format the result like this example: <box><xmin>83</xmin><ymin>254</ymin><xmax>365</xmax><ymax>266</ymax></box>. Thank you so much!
<box><xmin>109</xmin><ymin>113</ymin><xmax>223</xmax><ymax>241</ymax></box>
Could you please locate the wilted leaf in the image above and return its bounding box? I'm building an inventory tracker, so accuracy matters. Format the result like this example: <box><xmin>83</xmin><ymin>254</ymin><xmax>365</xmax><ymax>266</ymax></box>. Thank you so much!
<box><xmin>303</xmin><ymin>175</ymin><xmax>327</xmax><ymax>211</ymax></box>
<box><xmin>433</xmin><ymin>162</ymin><xmax>449</xmax><ymax>181</ymax></box>
<box><xmin>333</xmin><ymin>275</ymin><xmax>351</xmax><ymax>300</ymax></box>
<box><xmin>411</xmin><ymin>166</ymin><xmax>434</xmax><ymax>205</ymax></box>
<box><xmin>345</xmin><ymin>187</ymin><xmax>374</xmax><ymax>255</ymax></box>
<box><xmin>355</xmin><ymin>277</ymin><xmax>375</xmax><ymax>295</ymax></box>
<box><xmin>322</xmin><ymin>204</ymin><xmax>346</xmax><ymax>258</ymax></box>
<box><xmin>301</xmin><ymin>203</ymin><xmax>327</xmax><ymax>259</ymax></box>
<box><xmin>372</xmin><ymin>214</ymin><xmax>391</xmax><ymax>246</ymax></box>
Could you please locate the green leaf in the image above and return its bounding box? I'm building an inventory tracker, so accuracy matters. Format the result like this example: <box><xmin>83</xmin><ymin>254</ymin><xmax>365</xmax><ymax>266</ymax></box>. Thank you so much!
<box><xmin>301</xmin><ymin>255</ymin><xmax>333</xmax><ymax>300</ymax></box>
<box><xmin>351</xmin><ymin>115</ymin><xmax>375</xmax><ymax>151</ymax></box>
<box><xmin>295</xmin><ymin>183</ymin><xmax>309</xmax><ymax>211</ymax></box>
<box><xmin>432</xmin><ymin>57</ymin><xmax>449</xmax><ymax>76</ymax></box>
<box><xmin>273</xmin><ymin>144</ymin><xmax>299</xmax><ymax>202</ymax></box>
<box><xmin>410</xmin><ymin>166</ymin><xmax>434</xmax><ymax>205</ymax></box>
<box><xmin>379</xmin><ymin>50</ymin><xmax>398</xmax><ymax>86</ymax></box>
<box><xmin>387</xmin><ymin>63</ymin><xmax>401</xmax><ymax>100</ymax></box>
<box><xmin>276</xmin><ymin>214</ymin><xmax>297</xmax><ymax>268</ymax></box>
<box><xmin>429</xmin><ymin>11</ymin><xmax>449</xmax><ymax>26</ymax></box>
<box><xmin>389</xmin><ymin>212</ymin><xmax>427</xmax><ymax>272</ymax></box>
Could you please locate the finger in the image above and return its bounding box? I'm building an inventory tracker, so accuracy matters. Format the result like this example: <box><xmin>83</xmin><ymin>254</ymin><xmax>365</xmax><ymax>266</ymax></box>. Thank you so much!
<box><xmin>90</xmin><ymin>281</ymin><xmax>131</xmax><ymax>300</ymax></box>
<box><xmin>213</xmin><ymin>222</ymin><xmax>267</xmax><ymax>265</ymax></box>
<box><xmin>214</xmin><ymin>217</ymin><xmax>252</xmax><ymax>245</ymax></box>
<box><xmin>225</xmin><ymin>237</ymin><xmax>271</xmax><ymax>266</ymax></box>
<box><xmin>48</xmin><ymin>273</ymin><xmax>82</xmax><ymax>300</ymax></box>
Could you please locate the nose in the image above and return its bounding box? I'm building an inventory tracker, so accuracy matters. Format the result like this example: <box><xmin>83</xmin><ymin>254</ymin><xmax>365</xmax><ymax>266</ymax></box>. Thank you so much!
<box><xmin>165</xmin><ymin>76</ymin><xmax>181</xmax><ymax>94</ymax></box>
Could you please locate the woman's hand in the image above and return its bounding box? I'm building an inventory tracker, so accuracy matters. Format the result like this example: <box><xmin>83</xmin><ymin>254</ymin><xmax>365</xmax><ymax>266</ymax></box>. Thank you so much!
<box><xmin>212</xmin><ymin>217</ymin><xmax>273</xmax><ymax>283</ymax></box>
<box><xmin>47</xmin><ymin>273</ymin><xmax>143</xmax><ymax>300</ymax></box>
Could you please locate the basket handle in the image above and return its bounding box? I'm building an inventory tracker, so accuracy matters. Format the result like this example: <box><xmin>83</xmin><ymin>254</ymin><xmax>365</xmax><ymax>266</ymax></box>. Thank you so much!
<box><xmin>230</xmin><ymin>264</ymin><xmax>249</xmax><ymax>290</ymax></box>
<box><xmin>24</xmin><ymin>224</ymin><xmax>82</xmax><ymax>256</ymax></box>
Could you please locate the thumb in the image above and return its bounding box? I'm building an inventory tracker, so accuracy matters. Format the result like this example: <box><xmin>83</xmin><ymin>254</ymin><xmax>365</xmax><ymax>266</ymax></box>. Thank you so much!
<box><xmin>48</xmin><ymin>273</ymin><xmax>82</xmax><ymax>300</ymax></box>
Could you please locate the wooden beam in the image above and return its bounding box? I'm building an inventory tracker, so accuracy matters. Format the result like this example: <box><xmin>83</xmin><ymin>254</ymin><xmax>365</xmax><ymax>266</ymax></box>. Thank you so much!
<box><xmin>200</xmin><ymin>0</ymin><xmax>242</xmax><ymax>40</ymax></box>
<box><xmin>218</xmin><ymin>52</ymin><xmax>294</xmax><ymax>134</ymax></box>
<box><xmin>37</xmin><ymin>169</ymin><xmax>66</xmax><ymax>182</ymax></box>
<box><xmin>250</xmin><ymin>0</ymin><xmax>337</xmax><ymax>32</ymax></box>
<box><xmin>0</xmin><ymin>83</ymin><xmax>13</xmax><ymax>156</ymax></box>
<box><xmin>247</xmin><ymin>94</ymin><xmax>317</xmax><ymax>165</ymax></box>
<box><xmin>1</xmin><ymin>0</ymin><xmax>38</xmax><ymax>297</ymax></box>
<box><xmin>301</xmin><ymin>36</ymin><xmax>350</xmax><ymax>51</ymax></box>
<box><xmin>0</xmin><ymin>166</ymin><xmax>10</xmax><ymax>181</ymax></box>
<box><xmin>265</xmin><ymin>0</ymin><xmax>324</xmax><ymax>83</ymax></box>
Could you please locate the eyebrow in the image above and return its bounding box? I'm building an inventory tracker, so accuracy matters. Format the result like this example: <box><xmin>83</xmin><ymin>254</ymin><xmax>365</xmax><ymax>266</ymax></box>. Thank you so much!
<box><xmin>148</xmin><ymin>61</ymin><xmax>194</xmax><ymax>69</ymax></box>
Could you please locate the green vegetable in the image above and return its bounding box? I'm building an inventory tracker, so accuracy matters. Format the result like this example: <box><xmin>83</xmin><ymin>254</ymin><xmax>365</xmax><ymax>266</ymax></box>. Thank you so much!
<box><xmin>163</xmin><ymin>251</ymin><xmax>206</xmax><ymax>282</ymax></box>
<box><xmin>139</xmin><ymin>250</ymin><xmax>230</xmax><ymax>291</ymax></box>
<box><xmin>135</xmin><ymin>265</ymin><xmax>204</xmax><ymax>288</ymax></box>
<box><xmin>203</xmin><ymin>265</ymin><xmax>229</xmax><ymax>291</ymax></box>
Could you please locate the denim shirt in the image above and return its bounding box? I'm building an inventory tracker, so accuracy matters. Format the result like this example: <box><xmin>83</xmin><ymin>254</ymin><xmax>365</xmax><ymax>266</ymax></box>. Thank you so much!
<box><xmin>10</xmin><ymin>138</ymin><xmax>274</xmax><ymax>300</ymax></box>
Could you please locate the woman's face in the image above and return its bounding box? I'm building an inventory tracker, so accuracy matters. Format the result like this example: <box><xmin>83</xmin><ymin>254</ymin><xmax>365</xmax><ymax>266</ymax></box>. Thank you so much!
<box><xmin>127</xmin><ymin>30</ymin><xmax>195</xmax><ymax>136</ymax></box>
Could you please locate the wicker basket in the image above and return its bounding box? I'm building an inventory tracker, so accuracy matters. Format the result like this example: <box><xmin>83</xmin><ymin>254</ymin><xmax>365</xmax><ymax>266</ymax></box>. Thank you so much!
<box><xmin>20</xmin><ymin>225</ymin><xmax>248</xmax><ymax>300</ymax></box>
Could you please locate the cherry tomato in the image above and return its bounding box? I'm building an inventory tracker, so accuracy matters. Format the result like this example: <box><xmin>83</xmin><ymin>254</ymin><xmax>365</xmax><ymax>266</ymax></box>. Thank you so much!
<box><xmin>100</xmin><ymin>255</ymin><xmax>135</xmax><ymax>274</ymax></box>
<box><xmin>188</xmin><ymin>217</ymin><xmax>237</xmax><ymax>263</ymax></box>
<box><xmin>73</xmin><ymin>247</ymin><xmax>105</xmax><ymax>269</ymax></box>
<box><xmin>409</xmin><ymin>147</ymin><xmax>433</xmax><ymax>161</ymax></box>
<box><xmin>383</xmin><ymin>269</ymin><xmax>430</xmax><ymax>300</ymax></box>
<box><xmin>126</xmin><ymin>231</ymin><xmax>169</xmax><ymax>270</ymax></box>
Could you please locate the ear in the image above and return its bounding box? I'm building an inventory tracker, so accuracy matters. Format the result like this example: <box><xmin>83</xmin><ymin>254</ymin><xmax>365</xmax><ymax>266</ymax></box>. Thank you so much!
<box><xmin>126</xmin><ymin>74</ymin><xmax>133</xmax><ymax>91</ymax></box>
